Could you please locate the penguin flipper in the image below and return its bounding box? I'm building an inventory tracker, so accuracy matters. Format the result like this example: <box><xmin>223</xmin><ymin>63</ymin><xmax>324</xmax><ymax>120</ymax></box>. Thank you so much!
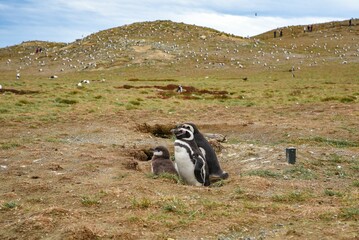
<box><xmin>193</xmin><ymin>154</ymin><xmax>210</xmax><ymax>186</ymax></box>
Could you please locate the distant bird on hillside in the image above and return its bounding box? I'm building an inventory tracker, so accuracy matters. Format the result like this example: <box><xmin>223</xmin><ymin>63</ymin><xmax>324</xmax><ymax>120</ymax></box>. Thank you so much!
<box><xmin>77</xmin><ymin>79</ymin><xmax>90</xmax><ymax>87</ymax></box>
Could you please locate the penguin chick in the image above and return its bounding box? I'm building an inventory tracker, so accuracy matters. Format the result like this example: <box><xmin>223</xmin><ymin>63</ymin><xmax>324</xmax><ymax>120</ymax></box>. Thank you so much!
<box><xmin>151</xmin><ymin>146</ymin><xmax>178</xmax><ymax>175</ymax></box>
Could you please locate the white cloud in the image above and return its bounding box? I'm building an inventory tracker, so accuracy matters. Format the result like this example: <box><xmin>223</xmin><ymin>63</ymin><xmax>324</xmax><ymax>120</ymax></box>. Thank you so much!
<box><xmin>0</xmin><ymin>0</ymin><xmax>356</xmax><ymax>47</ymax></box>
<box><xmin>171</xmin><ymin>12</ymin><xmax>340</xmax><ymax>37</ymax></box>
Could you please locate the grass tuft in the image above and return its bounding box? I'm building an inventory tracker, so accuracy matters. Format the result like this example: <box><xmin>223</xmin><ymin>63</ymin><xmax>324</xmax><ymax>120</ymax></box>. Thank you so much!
<box><xmin>0</xmin><ymin>142</ymin><xmax>20</xmax><ymax>150</ymax></box>
<box><xmin>147</xmin><ymin>172</ymin><xmax>183</xmax><ymax>184</ymax></box>
<box><xmin>310</xmin><ymin>137</ymin><xmax>358</xmax><ymax>148</ymax></box>
<box><xmin>1</xmin><ymin>201</ymin><xmax>18</xmax><ymax>210</ymax></box>
<box><xmin>131</xmin><ymin>197</ymin><xmax>152</xmax><ymax>209</ymax></box>
<box><xmin>161</xmin><ymin>198</ymin><xmax>186</xmax><ymax>214</ymax></box>
<box><xmin>55</xmin><ymin>97</ymin><xmax>78</xmax><ymax>105</ymax></box>
<box><xmin>245</xmin><ymin>169</ymin><xmax>281</xmax><ymax>179</ymax></box>
<box><xmin>81</xmin><ymin>196</ymin><xmax>101</xmax><ymax>206</ymax></box>
<box><xmin>272</xmin><ymin>191</ymin><xmax>310</xmax><ymax>203</ymax></box>
<box><xmin>324</xmin><ymin>189</ymin><xmax>343</xmax><ymax>197</ymax></box>
<box><xmin>339</xmin><ymin>207</ymin><xmax>359</xmax><ymax>221</ymax></box>
<box><xmin>284</xmin><ymin>165</ymin><xmax>317</xmax><ymax>180</ymax></box>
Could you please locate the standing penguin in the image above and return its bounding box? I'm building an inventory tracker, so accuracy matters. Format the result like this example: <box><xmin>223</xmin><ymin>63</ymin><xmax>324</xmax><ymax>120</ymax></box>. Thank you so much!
<box><xmin>177</xmin><ymin>123</ymin><xmax>229</xmax><ymax>181</ymax></box>
<box><xmin>171</xmin><ymin>127</ymin><xmax>210</xmax><ymax>186</ymax></box>
<box><xmin>151</xmin><ymin>146</ymin><xmax>178</xmax><ymax>175</ymax></box>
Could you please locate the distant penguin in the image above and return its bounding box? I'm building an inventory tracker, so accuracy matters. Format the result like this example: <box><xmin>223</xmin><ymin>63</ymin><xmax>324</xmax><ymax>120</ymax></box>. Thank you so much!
<box><xmin>176</xmin><ymin>85</ymin><xmax>183</xmax><ymax>93</ymax></box>
<box><xmin>151</xmin><ymin>146</ymin><xmax>178</xmax><ymax>175</ymax></box>
<box><xmin>177</xmin><ymin>123</ymin><xmax>229</xmax><ymax>181</ymax></box>
<box><xmin>171</xmin><ymin>127</ymin><xmax>210</xmax><ymax>186</ymax></box>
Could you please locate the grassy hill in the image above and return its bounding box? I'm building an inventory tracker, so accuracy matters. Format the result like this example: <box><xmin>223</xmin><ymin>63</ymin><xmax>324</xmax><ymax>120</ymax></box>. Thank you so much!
<box><xmin>1</xmin><ymin>19</ymin><xmax>358</xmax><ymax>77</ymax></box>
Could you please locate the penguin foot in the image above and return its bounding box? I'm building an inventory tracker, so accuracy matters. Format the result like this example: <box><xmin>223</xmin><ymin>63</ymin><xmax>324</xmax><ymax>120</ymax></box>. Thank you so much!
<box><xmin>209</xmin><ymin>172</ymin><xmax>229</xmax><ymax>182</ymax></box>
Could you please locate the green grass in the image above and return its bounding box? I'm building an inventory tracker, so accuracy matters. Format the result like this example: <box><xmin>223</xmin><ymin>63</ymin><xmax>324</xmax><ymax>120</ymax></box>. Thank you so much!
<box><xmin>15</xmin><ymin>99</ymin><xmax>34</xmax><ymax>106</ymax></box>
<box><xmin>81</xmin><ymin>196</ymin><xmax>101</xmax><ymax>206</ymax></box>
<box><xmin>324</xmin><ymin>189</ymin><xmax>343</xmax><ymax>197</ymax></box>
<box><xmin>162</xmin><ymin>199</ymin><xmax>184</xmax><ymax>213</ymax></box>
<box><xmin>0</xmin><ymin>64</ymin><xmax>358</xmax><ymax>125</ymax></box>
<box><xmin>306</xmin><ymin>137</ymin><xmax>359</xmax><ymax>148</ymax></box>
<box><xmin>1</xmin><ymin>201</ymin><xmax>18</xmax><ymax>210</ymax></box>
<box><xmin>147</xmin><ymin>172</ymin><xmax>183</xmax><ymax>184</ymax></box>
<box><xmin>160</xmin><ymin>197</ymin><xmax>199</xmax><ymax>220</ymax></box>
<box><xmin>54</xmin><ymin>97</ymin><xmax>78</xmax><ymax>105</ymax></box>
<box><xmin>284</xmin><ymin>165</ymin><xmax>317</xmax><ymax>180</ymax></box>
<box><xmin>0</xmin><ymin>142</ymin><xmax>20</xmax><ymax>150</ymax></box>
<box><xmin>234</xmin><ymin>187</ymin><xmax>245</xmax><ymax>195</ymax></box>
<box><xmin>80</xmin><ymin>191</ymin><xmax>107</xmax><ymax>206</ymax></box>
<box><xmin>328</xmin><ymin>153</ymin><xmax>349</xmax><ymax>164</ymax></box>
<box><xmin>353</xmin><ymin>180</ymin><xmax>359</xmax><ymax>187</ymax></box>
<box><xmin>339</xmin><ymin>207</ymin><xmax>359</xmax><ymax>221</ymax></box>
<box><xmin>131</xmin><ymin>197</ymin><xmax>152</xmax><ymax>209</ymax></box>
<box><xmin>272</xmin><ymin>191</ymin><xmax>311</xmax><ymax>203</ymax></box>
<box><xmin>245</xmin><ymin>169</ymin><xmax>281</xmax><ymax>179</ymax></box>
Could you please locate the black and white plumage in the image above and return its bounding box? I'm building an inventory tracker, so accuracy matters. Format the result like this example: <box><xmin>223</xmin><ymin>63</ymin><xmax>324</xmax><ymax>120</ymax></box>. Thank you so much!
<box><xmin>171</xmin><ymin>127</ymin><xmax>210</xmax><ymax>186</ymax></box>
<box><xmin>176</xmin><ymin>123</ymin><xmax>228</xmax><ymax>181</ymax></box>
<box><xmin>151</xmin><ymin>146</ymin><xmax>178</xmax><ymax>175</ymax></box>
<box><xmin>176</xmin><ymin>85</ymin><xmax>183</xmax><ymax>93</ymax></box>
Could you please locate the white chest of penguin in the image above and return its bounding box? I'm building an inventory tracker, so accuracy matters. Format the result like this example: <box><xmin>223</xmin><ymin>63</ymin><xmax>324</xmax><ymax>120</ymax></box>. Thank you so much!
<box><xmin>174</xmin><ymin>144</ymin><xmax>202</xmax><ymax>186</ymax></box>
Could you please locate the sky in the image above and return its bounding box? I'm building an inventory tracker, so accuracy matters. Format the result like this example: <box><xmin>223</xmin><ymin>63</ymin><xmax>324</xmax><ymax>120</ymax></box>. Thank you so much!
<box><xmin>0</xmin><ymin>0</ymin><xmax>357</xmax><ymax>48</ymax></box>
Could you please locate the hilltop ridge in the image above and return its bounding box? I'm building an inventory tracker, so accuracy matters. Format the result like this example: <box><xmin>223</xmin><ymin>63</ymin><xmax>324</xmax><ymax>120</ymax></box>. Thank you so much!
<box><xmin>0</xmin><ymin>19</ymin><xmax>358</xmax><ymax>75</ymax></box>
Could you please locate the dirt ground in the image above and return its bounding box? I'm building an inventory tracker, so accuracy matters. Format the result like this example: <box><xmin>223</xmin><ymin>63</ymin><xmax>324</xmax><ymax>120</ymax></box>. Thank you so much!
<box><xmin>0</xmin><ymin>101</ymin><xmax>358</xmax><ymax>240</ymax></box>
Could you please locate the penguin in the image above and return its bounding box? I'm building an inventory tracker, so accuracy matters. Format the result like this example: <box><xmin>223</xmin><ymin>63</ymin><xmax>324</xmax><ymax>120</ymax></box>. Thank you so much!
<box><xmin>171</xmin><ymin>127</ymin><xmax>210</xmax><ymax>186</ymax></box>
<box><xmin>176</xmin><ymin>123</ymin><xmax>229</xmax><ymax>181</ymax></box>
<box><xmin>151</xmin><ymin>146</ymin><xmax>178</xmax><ymax>175</ymax></box>
<box><xmin>176</xmin><ymin>85</ymin><xmax>183</xmax><ymax>93</ymax></box>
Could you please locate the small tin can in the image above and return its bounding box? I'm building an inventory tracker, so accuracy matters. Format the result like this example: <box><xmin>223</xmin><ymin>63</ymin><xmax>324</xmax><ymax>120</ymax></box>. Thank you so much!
<box><xmin>286</xmin><ymin>147</ymin><xmax>296</xmax><ymax>164</ymax></box>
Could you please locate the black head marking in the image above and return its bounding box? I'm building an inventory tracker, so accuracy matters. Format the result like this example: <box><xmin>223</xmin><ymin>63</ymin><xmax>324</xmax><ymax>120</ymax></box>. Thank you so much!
<box><xmin>178</xmin><ymin>123</ymin><xmax>199</xmax><ymax>134</ymax></box>
<box><xmin>171</xmin><ymin>127</ymin><xmax>194</xmax><ymax>141</ymax></box>
<box><xmin>152</xmin><ymin>146</ymin><xmax>170</xmax><ymax>159</ymax></box>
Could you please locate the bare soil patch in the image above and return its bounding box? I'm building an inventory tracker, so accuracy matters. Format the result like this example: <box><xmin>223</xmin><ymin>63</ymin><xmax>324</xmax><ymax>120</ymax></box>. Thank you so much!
<box><xmin>0</xmin><ymin>88</ymin><xmax>40</xmax><ymax>95</ymax></box>
<box><xmin>0</xmin><ymin>103</ymin><xmax>358</xmax><ymax>239</ymax></box>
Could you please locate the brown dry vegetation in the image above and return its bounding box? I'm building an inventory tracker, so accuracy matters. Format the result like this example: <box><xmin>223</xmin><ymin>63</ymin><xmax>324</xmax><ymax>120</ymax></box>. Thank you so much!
<box><xmin>0</xmin><ymin>20</ymin><xmax>358</xmax><ymax>240</ymax></box>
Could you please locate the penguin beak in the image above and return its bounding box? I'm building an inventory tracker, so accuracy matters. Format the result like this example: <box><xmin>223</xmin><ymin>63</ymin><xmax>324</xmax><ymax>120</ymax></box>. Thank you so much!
<box><xmin>171</xmin><ymin>128</ymin><xmax>185</xmax><ymax>137</ymax></box>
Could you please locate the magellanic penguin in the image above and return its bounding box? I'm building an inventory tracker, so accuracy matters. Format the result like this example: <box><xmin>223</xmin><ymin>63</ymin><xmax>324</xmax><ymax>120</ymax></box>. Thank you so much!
<box><xmin>171</xmin><ymin>127</ymin><xmax>210</xmax><ymax>186</ymax></box>
<box><xmin>176</xmin><ymin>123</ymin><xmax>229</xmax><ymax>181</ymax></box>
<box><xmin>151</xmin><ymin>146</ymin><xmax>178</xmax><ymax>175</ymax></box>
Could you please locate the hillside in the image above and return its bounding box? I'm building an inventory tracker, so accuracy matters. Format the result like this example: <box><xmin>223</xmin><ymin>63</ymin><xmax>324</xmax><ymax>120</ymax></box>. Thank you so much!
<box><xmin>0</xmin><ymin>20</ymin><xmax>249</xmax><ymax>75</ymax></box>
<box><xmin>1</xmin><ymin>19</ymin><xmax>358</xmax><ymax>79</ymax></box>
